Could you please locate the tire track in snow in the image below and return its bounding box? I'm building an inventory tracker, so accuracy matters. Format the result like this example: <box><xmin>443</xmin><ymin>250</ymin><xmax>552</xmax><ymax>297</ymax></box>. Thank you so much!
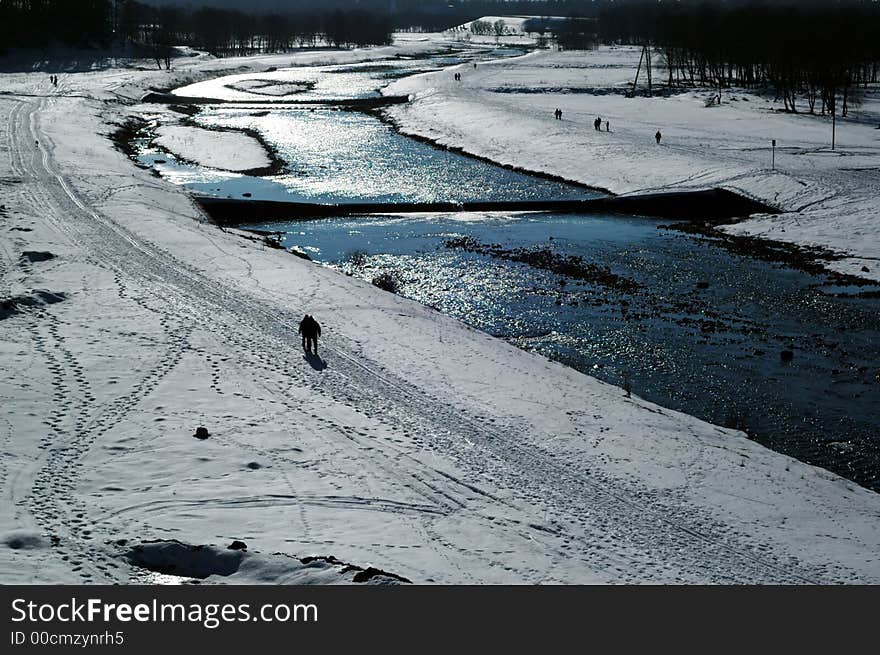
<box><xmin>8</xmin><ymin>98</ymin><xmax>194</xmax><ymax>581</ymax></box>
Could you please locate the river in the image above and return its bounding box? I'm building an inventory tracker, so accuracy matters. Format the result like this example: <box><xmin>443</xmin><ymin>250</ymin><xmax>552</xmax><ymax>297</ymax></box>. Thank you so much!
<box><xmin>135</xmin><ymin>48</ymin><xmax>880</xmax><ymax>492</ymax></box>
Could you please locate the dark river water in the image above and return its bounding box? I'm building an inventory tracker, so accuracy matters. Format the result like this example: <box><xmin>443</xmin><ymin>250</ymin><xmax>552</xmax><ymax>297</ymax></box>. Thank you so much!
<box><xmin>139</xmin><ymin>53</ymin><xmax>880</xmax><ymax>492</ymax></box>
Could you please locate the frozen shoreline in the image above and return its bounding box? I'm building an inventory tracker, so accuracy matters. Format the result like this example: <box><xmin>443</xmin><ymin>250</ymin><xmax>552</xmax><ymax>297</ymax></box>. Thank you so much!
<box><xmin>1</xmin><ymin>37</ymin><xmax>879</xmax><ymax>584</ymax></box>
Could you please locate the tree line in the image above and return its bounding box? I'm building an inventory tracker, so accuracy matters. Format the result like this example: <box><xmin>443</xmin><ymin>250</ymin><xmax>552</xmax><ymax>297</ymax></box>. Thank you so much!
<box><xmin>0</xmin><ymin>0</ymin><xmax>608</xmax><ymax>54</ymax></box>
<box><xmin>0</xmin><ymin>1</ymin><xmax>113</xmax><ymax>50</ymax></box>
<box><xmin>0</xmin><ymin>1</ymin><xmax>395</xmax><ymax>62</ymax></box>
<box><xmin>598</xmin><ymin>1</ymin><xmax>880</xmax><ymax>116</ymax></box>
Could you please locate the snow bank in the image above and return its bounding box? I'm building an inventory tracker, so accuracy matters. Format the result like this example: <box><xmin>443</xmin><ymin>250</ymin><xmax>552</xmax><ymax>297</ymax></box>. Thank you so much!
<box><xmin>154</xmin><ymin>125</ymin><xmax>272</xmax><ymax>173</ymax></box>
<box><xmin>383</xmin><ymin>46</ymin><xmax>880</xmax><ymax>281</ymax></box>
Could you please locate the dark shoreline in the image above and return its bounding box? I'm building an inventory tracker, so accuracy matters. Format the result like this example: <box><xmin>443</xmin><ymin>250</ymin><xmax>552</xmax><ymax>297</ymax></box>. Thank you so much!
<box><xmin>142</xmin><ymin>90</ymin><xmax>410</xmax><ymax>110</ymax></box>
<box><xmin>664</xmin><ymin>221</ymin><xmax>880</xmax><ymax>291</ymax></box>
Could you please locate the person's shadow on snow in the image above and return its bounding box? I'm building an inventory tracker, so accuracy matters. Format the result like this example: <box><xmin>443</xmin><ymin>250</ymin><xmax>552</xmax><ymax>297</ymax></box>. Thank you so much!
<box><xmin>303</xmin><ymin>351</ymin><xmax>327</xmax><ymax>371</ymax></box>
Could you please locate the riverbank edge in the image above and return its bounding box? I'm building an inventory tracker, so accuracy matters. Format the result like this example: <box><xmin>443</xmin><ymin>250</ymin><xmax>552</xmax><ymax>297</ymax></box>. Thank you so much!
<box><xmin>375</xmin><ymin>108</ymin><xmax>880</xmax><ymax>290</ymax></box>
<box><xmin>115</xmin><ymin>53</ymin><xmax>880</xmax><ymax>496</ymax></box>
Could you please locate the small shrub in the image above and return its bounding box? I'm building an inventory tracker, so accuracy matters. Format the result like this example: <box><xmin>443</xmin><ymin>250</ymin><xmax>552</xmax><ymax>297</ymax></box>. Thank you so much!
<box><xmin>263</xmin><ymin>234</ymin><xmax>283</xmax><ymax>249</ymax></box>
<box><xmin>372</xmin><ymin>271</ymin><xmax>400</xmax><ymax>293</ymax></box>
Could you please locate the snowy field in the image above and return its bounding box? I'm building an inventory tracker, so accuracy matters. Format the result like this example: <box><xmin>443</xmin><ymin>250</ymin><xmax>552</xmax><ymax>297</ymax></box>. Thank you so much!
<box><xmin>384</xmin><ymin>45</ymin><xmax>880</xmax><ymax>282</ymax></box>
<box><xmin>1</xmin><ymin>34</ymin><xmax>880</xmax><ymax>584</ymax></box>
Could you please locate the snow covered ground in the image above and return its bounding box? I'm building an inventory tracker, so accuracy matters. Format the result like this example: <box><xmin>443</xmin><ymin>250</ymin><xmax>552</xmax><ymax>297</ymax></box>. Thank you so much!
<box><xmin>384</xmin><ymin>46</ymin><xmax>880</xmax><ymax>282</ymax></box>
<box><xmin>1</xmin><ymin>36</ymin><xmax>880</xmax><ymax>585</ymax></box>
<box><xmin>154</xmin><ymin>125</ymin><xmax>272</xmax><ymax>173</ymax></box>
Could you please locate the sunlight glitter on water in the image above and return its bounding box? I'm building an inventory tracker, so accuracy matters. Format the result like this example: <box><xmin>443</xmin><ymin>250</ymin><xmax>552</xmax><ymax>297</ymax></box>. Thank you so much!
<box><xmin>193</xmin><ymin>108</ymin><xmax>598</xmax><ymax>204</ymax></box>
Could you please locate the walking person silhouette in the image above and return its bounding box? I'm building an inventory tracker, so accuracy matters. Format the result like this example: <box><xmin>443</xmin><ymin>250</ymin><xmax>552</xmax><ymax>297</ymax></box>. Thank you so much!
<box><xmin>298</xmin><ymin>314</ymin><xmax>322</xmax><ymax>356</ymax></box>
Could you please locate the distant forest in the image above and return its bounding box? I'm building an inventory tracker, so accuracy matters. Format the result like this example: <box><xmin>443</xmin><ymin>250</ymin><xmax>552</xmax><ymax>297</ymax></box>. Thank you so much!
<box><xmin>0</xmin><ymin>1</ymin><xmax>396</xmax><ymax>59</ymax></box>
<box><xmin>0</xmin><ymin>1</ymin><xmax>618</xmax><ymax>56</ymax></box>
<box><xmin>2</xmin><ymin>0</ymin><xmax>879</xmax><ymax>117</ymax></box>
<box><xmin>599</xmin><ymin>1</ymin><xmax>880</xmax><ymax>116</ymax></box>
<box><xmin>0</xmin><ymin>1</ymin><xmax>593</xmax><ymax>57</ymax></box>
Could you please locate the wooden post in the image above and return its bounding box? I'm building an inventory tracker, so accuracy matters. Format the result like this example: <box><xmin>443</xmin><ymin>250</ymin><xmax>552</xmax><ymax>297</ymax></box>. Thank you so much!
<box><xmin>832</xmin><ymin>104</ymin><xmax>836</xmax><ymax>151</ymax></box>
<box><xmin>632</xmin><ymin>47</ymin><xmax>644</xmax><ymax>96</ymax></box>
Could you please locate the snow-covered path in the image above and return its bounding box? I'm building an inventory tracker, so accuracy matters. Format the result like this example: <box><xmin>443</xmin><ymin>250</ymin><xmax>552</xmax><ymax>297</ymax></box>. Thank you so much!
<box><xmin>2</xmin><ymin>48</ymin><xmax>880</xmax><ymax>584</ymax></box>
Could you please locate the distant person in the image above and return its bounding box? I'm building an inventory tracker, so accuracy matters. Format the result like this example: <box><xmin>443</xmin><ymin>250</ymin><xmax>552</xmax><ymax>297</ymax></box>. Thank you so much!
<box><xmin>298</xmin><ymin>314</ymin><xmax>322</xmax><ymax>355</ymax></box>
<box><xmin>605</xmin><ymin>120</ymin><xmax>610</xmax><ymax>132</ymax></box>
<box><xmin>594</xmin><ymin>116</ymin><xmax>602</xmax><ymax>131</ymax></box>
<box><xmin>655</xmin><ymin>130</ymin><xmax>662</xmax><ymax>144</ymax></box>
<box><xmin>473</xmin><ymin>62</ymin><xmax>477</xmax><ymax>69</ymax></box>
